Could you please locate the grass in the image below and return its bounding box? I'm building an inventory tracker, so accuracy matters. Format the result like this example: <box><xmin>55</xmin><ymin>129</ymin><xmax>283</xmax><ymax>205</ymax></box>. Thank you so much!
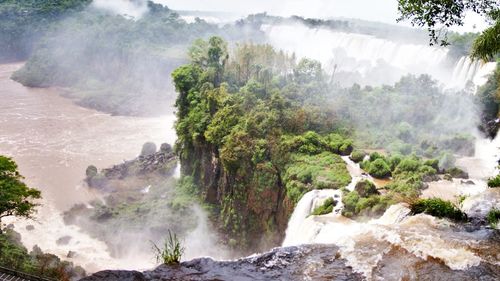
<box><xmin>487</xmin><ymin>175</ymin><xmax>500</xmax><ymax>187</ymax></box>
<box><xmin>410</xmin><ymin>198</ymin><xmax>466</xmax><ymax>221</ymax></box>
<box><xmin>152</xmin><ymin>230</ymin><xmax>184</xmax><ymax>265</ymax></box>
<box><xmin>310</xmin><ymin>198</ymin><xmax>336</xmax><ymax>216</ymax></box>
<box><xmin>487</xmin><ymin>208</ymin><xmax>500</xmax><ymax>228</ymax></box>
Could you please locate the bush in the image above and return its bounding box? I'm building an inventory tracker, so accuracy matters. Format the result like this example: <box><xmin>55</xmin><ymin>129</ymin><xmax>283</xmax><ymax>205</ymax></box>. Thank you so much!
<box><xmin>395</xmin><ymin>158</ymin><xmax>420</xmax><ymax>173</ymax></box>
<box><xmin>487</xmin><ymin>175</ymin><xmax>500</xmax><ymax>187</ymax></box>
<box><xmin>311</xmin><ymin>198</ymin><xmax>336</xmax><ymax>216</ymax></box>
<box><xmin>445</xmin><ymin>167</ymin><xmax>468</xmax><ymax>179</ymax></box>
<box><xmin>424</xmin><ymin>159</ymin><xmax>439</xmax><ymax>170</ymax></box>
<box><xmin>487</xmin><ymin>208</ymin><xmax>500</xmax><ymax>228</ymax></box>
<box><xmin>354</xmin><ymin>180</ymin><xmax>379</xmax><ymax>197</ymax></box>
<box><xmin>350</xmin><ymin>150</ymin><xmax>366</xmax><ymax>163</ymax></box>
<box><xmin>366</xmin><ymin>158</ymin><xmax>391</xmax><ymax>179</ymax></box>
<box><xmin>153</xmin><ymin>230</ymin><xmax>184</xmax><ymax>265</ymax></box>
<box><xmin>410</xmin><ymin>198</ymin><xmax>466</xmax><ymax>221</ymax></box>
<box><xmin>85</xmin><ymin>165</ymin><xmax>98</xmax><ymax>178</ymax></box>
<box><xmin>341</xmin><ymin>191</ymin><xmax>392</xmax><ymax>218</ymax></box>
<box><xmin>141</xmin><ymin>142</ymin><xmax>157</xmax><ymax>157</ymax></box>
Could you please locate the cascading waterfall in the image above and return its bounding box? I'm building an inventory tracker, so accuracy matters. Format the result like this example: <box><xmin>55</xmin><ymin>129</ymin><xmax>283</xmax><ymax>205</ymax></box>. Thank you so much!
<box><xmin>282</xmin><ymin>143</ymin><xmax>500</xmax><ymax>278</ymax></box>
<box><xmin>262</xmin><ymin>24</ymin><xmax>451</xmax><ymax>85</ymax></box>
<box><xmin>450</xmin><ymin>56</ymin><xmax>497</xmax><ymax>89</ymax></box>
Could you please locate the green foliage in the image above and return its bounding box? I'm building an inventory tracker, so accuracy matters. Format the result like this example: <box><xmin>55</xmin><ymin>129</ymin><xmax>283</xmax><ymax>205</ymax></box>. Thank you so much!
<box><xmin>152</xmin><ymin>230</ymin><xmax>184</xmax><ymax>265</ymax></box>
<box><xmin>487</xmin><ymin>175</ymin><xmax>500</xmax><ymax>187</ymax></box>
<box><xmin>487</xmin><ymin>208</ymin><xmax>500</xmax><ymax>228</ymax></box>
<box><xmin>365</xmin><ymin>158</ymin><xmax>391</xmax><ymax>179</ymax></box>
<box><xmin>354</xmin><ymin>180</ymin><xmax>379</xmax><ymax>197</ymax></box>
<box><xmin>342</xmin><ymin>190</ymin><xmax>393</xmax><ymax>218</ymax></box>
<box><xmin>0</xmin><ymin>156</ymin><xmax>41</xmax><ymax>228</ymax></box>
<box><xmin>0</xmin><ymin>0</ymin><xmax>91</xmax><ymax>61</ymax></box>
<box><xmin>281</xmin><ymin>132</ymin><xmax>353</xmax><ymax>156</ymax></box>
<box><xmin>397</xmin><ymin>0</ymin><xmax>499</xmax><ymax>60</ymax></box>
<box><xmin>410</xmin><ymin>198</ymin><xmax>466</xmax><ymax>221</ymax></box>
<box><xmin>283</xmin><ymin>152</ymin><xmax>351</xmax><ymax>203</ymax></box>
<box><xmin>311</xmin><ymin>198</ymin><xmax>336</xmax><ymax>216</ymax></box>
<box><xmin>350</xmin><ymin>150</ymin><xmax>366</xmax><ymax>163</ymax></box>
<box><xmin>0</xmin><ymin>229</ymin><xmax>85</xmax><ymax>279</ymax></box>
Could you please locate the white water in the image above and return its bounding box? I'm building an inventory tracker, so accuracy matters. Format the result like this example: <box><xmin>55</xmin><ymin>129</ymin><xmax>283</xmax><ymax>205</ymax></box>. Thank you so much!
<box><xmin>450</xmin><ymin>56</ymin><xmax>497</xmax><ymax>89</ymax></box>
<box><xmin>283</xmin><ymin>137</ymin><xmax>500</xmax><ymax>278</ymax></box>
<box><xmin>0</xmin><ymin>63</ymin><xmax>176</xmax><ymax>272</ymax></box>
<box><xmin>262</xmin><ymin>24</ymin><xmax>451</xmax><ymax>85</ymax></box>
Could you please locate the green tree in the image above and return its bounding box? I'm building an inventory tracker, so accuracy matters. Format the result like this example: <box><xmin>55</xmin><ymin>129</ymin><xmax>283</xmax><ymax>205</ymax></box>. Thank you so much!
<box><xmin>397</xmin><ymin>0</ymin><xmax>499</xmax><ymax>60</ymax></box>
<box><xmin>0</xmin><ymin>156</ymin><xmax>41</xmax><ymax>231</ymax></box>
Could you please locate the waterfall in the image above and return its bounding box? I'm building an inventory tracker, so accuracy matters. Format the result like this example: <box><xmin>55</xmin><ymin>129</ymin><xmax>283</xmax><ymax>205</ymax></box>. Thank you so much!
<box><xmin>262</xmin><ymin>24</ymin><xmax>451</xmax><ymax>85</ymax></box>
<box><xmin>282</xmin><ymin>189</ymin><xmax>343</xmax><ymax>246</ymax></box>
<box><xmin>450</xmin><ymin>56</ymin><xmax>497</xmax><ymax>89</ymax></box>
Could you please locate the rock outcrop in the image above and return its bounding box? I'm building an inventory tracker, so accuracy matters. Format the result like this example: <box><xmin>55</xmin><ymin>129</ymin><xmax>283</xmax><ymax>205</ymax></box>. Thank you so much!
<box><xmin>80</xmin><ymin>245</ymin><xmax>363</xmax><ymax>281</ymax></box>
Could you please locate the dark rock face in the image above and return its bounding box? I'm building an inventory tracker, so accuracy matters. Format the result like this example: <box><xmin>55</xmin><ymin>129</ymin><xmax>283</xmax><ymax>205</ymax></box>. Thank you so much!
<box><xmin>85</xmin><ymin>143</ymin><xmax>177</xmax><ymax>190</ymax></box>
<box><xmin>80</xmin><ymin>243</ymin><xmax>500</xmax><ymax>281</ymax></box>
<box><xmin>80</xmin><ymin>245</ymin><xmax>362</xmax><ymax>281</ymax></box>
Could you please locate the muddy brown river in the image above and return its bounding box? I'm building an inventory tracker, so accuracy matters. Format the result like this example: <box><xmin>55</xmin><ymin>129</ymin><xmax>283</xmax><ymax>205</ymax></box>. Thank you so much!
<box><xmin>0</xmin><ymin>63</ymin><xmax>176</xmax><ymax>271</ymax></box>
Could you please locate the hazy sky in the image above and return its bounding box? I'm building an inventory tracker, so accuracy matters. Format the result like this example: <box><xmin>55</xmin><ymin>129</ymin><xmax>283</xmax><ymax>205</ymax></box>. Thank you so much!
<box><xmin>157</xmin><ymin>0</ymin><xmax>400</xmax><ymax>23</ymax></box>
<box><xmin>156</xmin><ymin>0</ymin><xmax>489</xmax><ymax>32</ymax></box>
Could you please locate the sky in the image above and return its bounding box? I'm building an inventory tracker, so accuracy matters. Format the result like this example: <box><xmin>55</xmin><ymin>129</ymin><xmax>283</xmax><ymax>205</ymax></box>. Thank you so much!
<box><xmin>156</xmin><ymin>0</ymin><xmax>490</xmax><ymax>32</ymax></box>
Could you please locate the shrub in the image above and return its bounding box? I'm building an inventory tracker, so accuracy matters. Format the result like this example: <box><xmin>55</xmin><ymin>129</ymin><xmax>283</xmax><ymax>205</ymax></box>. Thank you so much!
<box><xmin>141</xmin><ymin>142</ymin><xmax>157</xmax><ymax>157</ymax></box>
<box><xmin>424</xmin><ymin>159</ymin><xmax>439</xmax><ymax>170</ymax></box>
<box><xmin>366</xmin><ymin>158</ymin><xmax>391</xmax><ymax>178</ymax></box>
<box><xmin>438</xmin><ymin>152</ymin><xmax>456</xmax><ymax>170</ymax></box>
<box><xmin>354</xmin><ymin>180</ymin><xmax>379</xmax><ymax>197</ymax></box>
<box><xmin>445</xmin><ymin>167</ymin><xmax>468</xmax><ymax>179</ymax></box>
<box><xmin>152</xmin><ymin>230</ymin><xmax>184</xmax><ymax>265</ymax></box>
<box><xmin>85</xmin><ymin>165</ymin><xmax>98</xmax><ymax>178</ymax></box>
<box><xmin>388</xmin><ymin>154</ymin><xmax>403</xmax><ymax>170</ymax></box>
<box><xmin>487</xmin><ymin>175</ymin><xmax>500</xmax><ymax>187</ymax></box>
<box><xmin>487</xmin><ymin>208</ymin><xmax>500</xmax><ymax>228</ymax></box>
<box><xmin>311</xmin><ymin>198</ymin><xmax>336</xmax><ymax>216</ymax></box>
<box><xmin>410</xmin><ymin>198</ymin><xmax>466</xmax><ymax>221</ymax></box>
<box><xmin>395</xmin><ymin>157</ymin><xmax>420</xmax><ymax>173</ymax></box>
<box><xmin>350</xmin><ymin>150</ymin><xmax>366</xmax><ymax>163</ymax></box>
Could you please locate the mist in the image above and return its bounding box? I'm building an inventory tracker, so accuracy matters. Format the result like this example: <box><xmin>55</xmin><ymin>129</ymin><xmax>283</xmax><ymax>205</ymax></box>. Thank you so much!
<box><xmin>1</xmin><ymin>0</ymin><xmax>498</xmax><ymax>278</ymax></box>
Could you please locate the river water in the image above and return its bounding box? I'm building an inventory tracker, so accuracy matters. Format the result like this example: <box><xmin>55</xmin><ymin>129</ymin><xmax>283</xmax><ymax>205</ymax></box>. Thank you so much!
<box><xmin>0</xmin><ymin>63</ymin><xmax>177</xmax><ymax>271</ymax></box>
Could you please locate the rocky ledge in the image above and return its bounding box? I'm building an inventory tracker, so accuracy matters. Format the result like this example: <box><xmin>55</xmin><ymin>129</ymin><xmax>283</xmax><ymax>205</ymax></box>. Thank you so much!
<box><xmin>80</xmin><ymin>245</ymin><xmax>363</xmax><ymax>281</ymax></box>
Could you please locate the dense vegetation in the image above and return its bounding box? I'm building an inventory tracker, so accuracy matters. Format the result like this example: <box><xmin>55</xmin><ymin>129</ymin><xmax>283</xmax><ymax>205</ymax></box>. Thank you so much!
<box><xmin>397</xmin><ymin>0</ymin><xmax>499</xmax><ymax>61</ymax></box>
<box><xmin>410</xmin><ymin>198</ymin><xmax>466</xmax><ymax>221</ymax></box>
<box><xmin>171</xmin><ymin>36</ymin><xmax>479</xmax><ymax>249</ymax></box>
<box><xmin>487</xmin><ymin>208</ymin><xmax>500</xmax><ymax>228</ymax></box>
<box><xmin>310</xmin><ymin>198</ymin><xmax>337</xmax><ymax>216</ymax></box>
<box><xmin>0</xmin><ymin>0</ymin><xmax>91</xmax><ymax>62</ymax></box>
<box><xmin>477</xmin><ymin>62</ymin><xmax>500</xmax><ymax>138</ymax></box>
<box><xmin>0</xmin><ymin>156</ymin><xmax>41</xmax><ymax>232</ymax></box>
<box><xmin>0</xmin><ymin>156</ymin><xmax>84</xmax><ymax>279</ymax></box>
<box><xmin>10</xmin><ymin>1</ymin><xmax>225</xmax><ymax>115</ymax></box>
<box><xmin>0</xmin><ymin>229</ymin><xmax>85</xmax><ymax>280</ymax></box>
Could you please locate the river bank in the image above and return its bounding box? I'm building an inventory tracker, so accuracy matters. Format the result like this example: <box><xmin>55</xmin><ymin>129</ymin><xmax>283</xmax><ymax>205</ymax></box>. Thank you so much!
<box><xmin>0</xmin><ymin>62</ymin><xmax>176</xmax><ymax>272</ymax></box>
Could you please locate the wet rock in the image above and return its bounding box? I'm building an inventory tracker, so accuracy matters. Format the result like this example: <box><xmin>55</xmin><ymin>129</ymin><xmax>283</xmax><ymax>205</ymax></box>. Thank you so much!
<box><xmin>140</xmin><ymin>142</ymin><xmax>157</xmax><ymax>157</ymax></box>
<box><xmin>462</xmin><ymin>189</ymin><xmax>500</xmax><ymax>219</ymax></box>
<box><xmin>81</xmin><ymin>245</ymin><xmax>363</xmax><ymax>281</ymax></box>
<box><xmin>56</xmin><ymin>235</ymin><xmax>72</xmax><ymax>245</ymax></box>
<box><xmin>461</xmin><ymin>180</ymin><xmax>475</xmax><ymax>185</ymax></box>
<box><xmin>80</xmin><ymin>270</ymin><xmax>145</xmax><ymax>281</ymax></box>
<box><xmin>67</xmin><ymin>251</ymin><xmax>77</xmax><ymax>258</ymax></box>
<box><xmin>443</xmin><ymin>174</ymin><xmax>453</xmax><ymax>181</ymax></box>
<box><xmin>86</xmin><ymin>145</ymin><xmax>177</xmax><ymax>190</ymax></box>
<box><xmin>445</xmin><ymin>167</ymin><xmax>469</xmax><ymax>179</ymax></box>
<box><xmin>160</xmin><ymin>143</ymin><xmax>172</xmax><ymax>153</ymax></box>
